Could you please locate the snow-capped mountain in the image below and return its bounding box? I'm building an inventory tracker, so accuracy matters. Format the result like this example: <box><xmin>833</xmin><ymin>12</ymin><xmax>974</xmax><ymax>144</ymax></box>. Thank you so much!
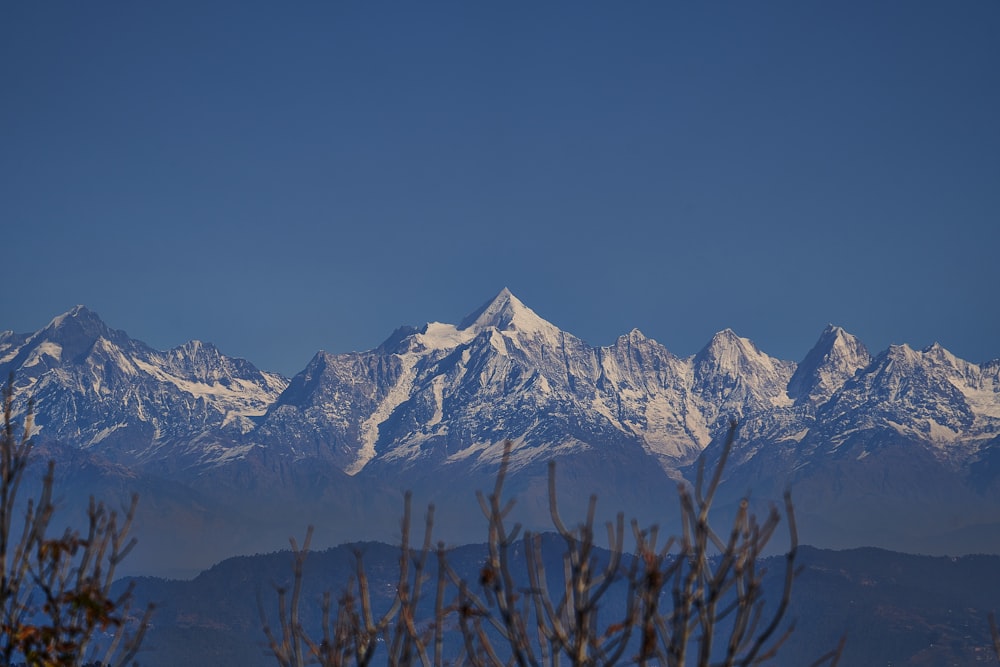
<box><xmin>817</xmin><ymin>342</ymin><xmax>1000</xmax><ymax>450</ymax></box>
<box><xmin>787</xmin><ymin>325</ymin><xmax>872</xmax><ymax>406</ymax></box>
<box><xmin>257</xmin><ymin>289</ymin><xmax>708</xmax><ymax>478</ymax></box>
<box><xmin>3</xmin><ymin>291</ymin><xmax>1000</xmax><ymax>575</ymax></box>
<box><xmin>0</xmin><ymin>306</ymin><xmax>287</xmax><ymax>468</ymax></box>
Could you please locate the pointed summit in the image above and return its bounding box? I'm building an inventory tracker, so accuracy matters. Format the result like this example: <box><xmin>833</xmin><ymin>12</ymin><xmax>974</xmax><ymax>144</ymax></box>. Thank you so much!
<box><xmin>45</xmin><ymin>305</ymin><xmax>104</xmax><ymax>332</ymax></box>
<box><xmin>918</xmin><ymin>341</ymin><xmax>979</xmax><ymax>386</ymax></box>
<box><xmin>787</xmin><ymin>324</ymin><xmax>871</xmax><ymax>404</ymax></box>
<box><xmin>32</xmin><ymin>305</ymin><xmax>127</xmax><ymax>362</ymax></box>
<box><xmin>458</xmin><ymin>288</ymin><xmax>558</xmax><ymax>336</ymax></box>
<box><xmin>883</xmin><ymin>343</ymin><xmax>921</xmax><ymax>368</ymax></box>
<box><xmin>458</xmin><ymin>288</ymin><xmax>517</xmax><ymax>330</ymax></box>
<box><xmin>694</xmin><ymin>329</ymin><xmax>764</xmax><ymax>371</ymax></box>
<box><xmin>624</xmin><ymin>328</ymin><xmax>649</xmax><ymax>342</ymax></box>
<box><xmin>923</xmin><ymin>341</ymin><xmax>961</xmax><ymax>367</ymax></box>
<box><xmin>692</xmin><ymin>328</ymin><xmax>796</xmax><ymax>420</ymax></box>
<box><xmin>693</xmin><ymin>328</ymin><xmax>790</xmax><ymax>383</ymax></box>
<box><xmin>0</xmin><ymin>306</ymin><xmax>130</xmax><ymax>378</ymax></box>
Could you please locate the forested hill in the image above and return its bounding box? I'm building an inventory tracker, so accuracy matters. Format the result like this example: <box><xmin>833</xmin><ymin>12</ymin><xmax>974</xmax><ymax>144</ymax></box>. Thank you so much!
<box><xmin>122</xmin><ymin>542</ymin><xmax>1000</xmax><ymax>666</ymax></box>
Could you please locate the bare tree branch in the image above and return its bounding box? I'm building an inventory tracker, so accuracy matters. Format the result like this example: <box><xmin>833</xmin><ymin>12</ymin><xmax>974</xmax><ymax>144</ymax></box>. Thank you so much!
<box><xmin>1</xmin><ymin>373</ymin><xmax>151</xmax><ymax>666</ymax></box>
<box><xmin>266</xmin><ymin>421</ymin><xmax>846</xmax><ymax>666</ymax></box>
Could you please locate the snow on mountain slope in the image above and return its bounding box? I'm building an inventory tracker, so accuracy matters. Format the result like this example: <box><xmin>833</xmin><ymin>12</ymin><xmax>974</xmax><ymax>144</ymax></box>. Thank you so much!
<box><xmin>787</xmin><ymin>325</ymin><xmax>871</xmax><ymax>406</ymax></box>
<box><xmin>220</xmin><ymin>288</ymin><xmax>1000</xmax><ymax>487</ymax></box>
<box><xmin>256</xmin><ymin>289</ymin><xmax>610</xmax><ymax>473</ymax></box>
<box><xmin>0</xmin><ymin>330</ymin><xmax>28</xmax><ymax>364</ymax></box>
<box><xmin>923</xmin><ymin>344</ymin><xmax>1000</xmax><ymax>421</ymax></box>
<box><xmin>690</xmin><ymin>328</ymin><xmax>797</xmax><ymax>428</ymax></box>
<box><xmin>814</xmin><ymin>342</ymin><xmax>1000</xmax><ymax>461</ymax></box>
<box><xmin>255</xmin><ymin>290</ymin><xmax>806</xmax><ymax>477</ymax></box>
<box><xmin>0</xmin><ymin>306</ymin><xmax>287</xmax><ymax>465</ymax></box>
<box><xmin>8</xmin><ymin>295</ymin><xmax>998</xmax><ymax>483</ymax></box>
<box><xmin>255</xmin><ymin>349</ymin><xmax>406</xmax><ymax>471</ymax></box>
<box><xmin>592</xmin><ymin>329</ymin><xmax>705</xmax><ymax>459</ymax></box>
<box><xmin>6</xmin><ymin>294</ymin><xmax>1000</xmax><ymax>568</ymax></box>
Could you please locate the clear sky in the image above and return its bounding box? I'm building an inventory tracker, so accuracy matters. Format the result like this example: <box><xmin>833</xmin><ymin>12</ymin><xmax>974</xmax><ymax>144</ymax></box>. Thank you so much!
<box><xmin>3</xmin><ymin>2</ymin><xmax>998</xmax><ymax>375</ymax></box>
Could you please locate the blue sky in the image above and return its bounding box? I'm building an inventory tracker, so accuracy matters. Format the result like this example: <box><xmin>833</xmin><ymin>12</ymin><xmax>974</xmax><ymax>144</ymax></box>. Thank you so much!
<box><xmin>3</xmin><ymin>2</ymin><xmax>998</xmax><ymax>375</ymax></box>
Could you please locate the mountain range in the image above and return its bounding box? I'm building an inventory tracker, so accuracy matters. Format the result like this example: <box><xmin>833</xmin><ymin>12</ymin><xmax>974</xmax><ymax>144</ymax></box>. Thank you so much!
<box><xmin>3</xmin><ymin>289</ymin><xmax>999</xmax><ymax>576</ymax></box>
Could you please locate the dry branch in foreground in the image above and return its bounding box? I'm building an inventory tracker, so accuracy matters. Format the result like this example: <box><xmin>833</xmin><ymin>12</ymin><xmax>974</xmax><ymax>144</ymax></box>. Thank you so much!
<box><xmin>1</xmin><ymin>375</ymin><xmax>152</xmax><ymax>667</ymax></box>
<box><xmin>263</xmin><ymin>420</ymin><xmax>844</xmax><ymax>666</ymax></box>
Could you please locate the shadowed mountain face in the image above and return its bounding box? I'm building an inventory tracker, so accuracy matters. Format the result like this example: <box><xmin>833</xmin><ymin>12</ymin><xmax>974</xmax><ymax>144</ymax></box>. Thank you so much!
<box><xmin>3</xmin><ymin>290</ymin><xmax>1000</xmax><ymax>575</ymax></box>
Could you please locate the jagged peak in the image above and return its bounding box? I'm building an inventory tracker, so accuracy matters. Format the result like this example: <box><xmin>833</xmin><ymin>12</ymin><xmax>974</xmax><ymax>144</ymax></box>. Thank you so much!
<box><xmin>788</xmin><ymin>324</ymin><xmax>871</xmax><ymax>403</ymax></box>
<box><xmin>376</xmin><ymin>326</ymin><xmax>422</xmax><ymax>353</ymax></box>
<box><xmin>171</xmin><ymin>339</ymin><xmax>222</xmax><ymax>358</ymax></box>
<box><xmin>32</xmin><ymin>305</ymin><xmax>117</xmax><ymax>349</ymax></box>
<box><xmin>45</xmin><ymin>305</ymin><xmax>102</xmax><ymax>330</ymax></box>
<box><xmin>923</xmin><ymin>341</ymin><xmax>951</xmax><ymax>361</ymax></box>
<box><xmin>814</xmin><ymin>324</ymin><xmax>868</xmax><ymax>357</ymax></box>
<box><xmin>610</xmin><ymin>328</ymin><xmax>653</xmax><ymax>348</ymax></box>
<box><xmin>921</xmin><ymin>341</ymin><xmax>977</xmax><ymax>374</ymax></box>
<box><xmin>625</xmin><ymin>328</ymin><xmax>647</xmax><ymax>341</ymax></box>
<box><xmin>886</xmin><ymin>342</ymin><xmax>917</xmax><ymax>358</ymax></box>
<box><xmin>884</xmin><ymin>341</ymin><xmax>971</xmax><ymax>369</ymax></box>
<box><xmin>607</xmin><ymin>329</ymin><xmax>677</xmax><ymax>362</ymax></box>
<box><xmin>458</xmin><ymin>288</ymin><xmax>559</xmax><ymax>337</ymax></box>
<box><xmin>698</xmin><ymin>328</ymin><xmax>757</xmax><ymax>357</ymax></box>
<box><xmin>923</xmin><ymin>341</ymin><xmax>958</xmax><ymax>360</ymax></box>
<box><xmin>818</xmin><ymin>323</ymin><xmax>847</xmax><ymax>340</ymax></box>
<box><xmin>280</xmin><ymin>350</ymin><xmax>330</xmax><ymax>391</ymax></box>
<box><xmin>874</xmin><ymin>343</ymin><xmax>925</xmax><ymax>372</ymax></box>
<box><xmin>694</xmin><ymin>328</ymin><xmax>784</xmax><ymax>378</ymax></box>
